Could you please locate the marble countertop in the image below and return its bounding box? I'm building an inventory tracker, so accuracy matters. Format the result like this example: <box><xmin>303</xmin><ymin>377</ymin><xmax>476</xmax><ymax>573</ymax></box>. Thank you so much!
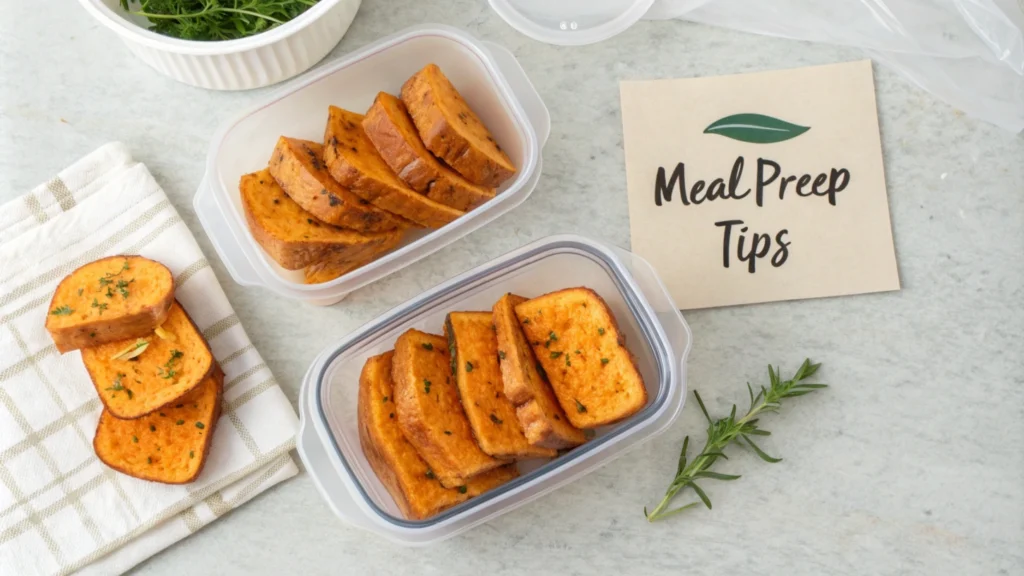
<box><xmin>3</xmin><ymin>1</ymin><xmax>1023</xmax><ymax>574</ymax></box>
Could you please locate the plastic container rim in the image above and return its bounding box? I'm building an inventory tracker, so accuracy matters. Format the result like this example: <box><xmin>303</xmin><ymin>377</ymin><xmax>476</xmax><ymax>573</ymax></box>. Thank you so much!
<box><xmin>309</xmin><ymin>235</ymin><xmax>677</xmax><ymax>529</ymax></box>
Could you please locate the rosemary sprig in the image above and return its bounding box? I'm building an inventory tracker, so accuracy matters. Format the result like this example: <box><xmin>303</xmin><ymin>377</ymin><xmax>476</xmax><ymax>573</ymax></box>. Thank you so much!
<box><xmin>645</xmin><ymin>359</ymin><xmax>826</xmax><ymax>522</ymax></box>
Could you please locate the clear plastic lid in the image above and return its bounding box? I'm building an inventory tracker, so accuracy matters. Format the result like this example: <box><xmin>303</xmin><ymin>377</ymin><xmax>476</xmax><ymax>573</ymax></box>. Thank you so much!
<box><xmin>488</xmin><ymin>0</ymin><xmax>656</xmax><ymax>45</ymax></box>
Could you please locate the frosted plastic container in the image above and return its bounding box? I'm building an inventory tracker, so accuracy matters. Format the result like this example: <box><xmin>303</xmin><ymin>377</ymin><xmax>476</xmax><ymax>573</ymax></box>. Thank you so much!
<box><xmin>193</xmin><ymin>25</ymin><xmax>550</xmax><ymax>305</ymax></box>
<box><xmin>488</xmin><ymin>0</ymin><xmax>656</xmax><ymax>45</ymax></box>
<box><xmin>296</xmin><ymin>234</ymin><xmax>692</xmax><ymax>545</ymax></box>
<box><xmin>77</xmin><ymin>0</ymin><xmax>361</xmax><ymax>90</ymax></box>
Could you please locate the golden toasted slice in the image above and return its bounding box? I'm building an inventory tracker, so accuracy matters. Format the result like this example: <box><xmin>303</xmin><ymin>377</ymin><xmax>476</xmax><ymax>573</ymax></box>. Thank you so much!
<box><xmin>401</xmin><ymin>64</ymin><xmax>516</xmax><ymax>188</ymax></box>
<box><xmin>515</xmin><ymin>288</ymin><xmax>647</xmax><ymax>429</ymax></box>
<box><xmin>82</xmin><ymin>301</ymin><xmax>214</xmax><ymax>419</ymax></box>
<box><xmin>240</xmin><ymin>169</ymin><xmax>403</xmax><ymax>270</ymax></box>
<box><xmin>323</xmin><ymin>106</ymin><xmax>464</xmax><ymax>229</ymax></box>
<box><xmin>267</xmin><ymin>136</ymin><xmax>410</xmax><ymax>233</ymax></box>
<box><xmin>363</xmin><ymin>92</ymin><xmax>496</xmax><ymax>211</ymax></box>
<box><xmin>45</xmin><ymin>256</ymin><xmax>174</xmax><ymax>354</ymax></box>
<box><xmin>445</xmin><ymin>312</ymin><xmax>556</xmax><ymax>459</ymax></box>
<box><xmin>493</xmin><ymin>294</ymin><xmax>587</xmax><ymax>449</ymax></box>
<box><xmin>94</xmin><ymin>364</ymin><xmax>222</xmax><ymax>484</ymax></box>
<box><xmin>392</xmin><ymin>329</ymin><xmax>502</xmax><ymax>488</ymax></box>
<box><xmin>358</xmin><ymin>352</ymin><xmax>518</xmax><ymax>519</ymax></box>
<box><xmin>303</xmin><ymin>239</ymin><xmax>392</xmax><ymax>284</ymax></box>
<box><xmin>302</xmin><ymin>225</ymin><xmax>405</xmax><ymax>284</ymax></box>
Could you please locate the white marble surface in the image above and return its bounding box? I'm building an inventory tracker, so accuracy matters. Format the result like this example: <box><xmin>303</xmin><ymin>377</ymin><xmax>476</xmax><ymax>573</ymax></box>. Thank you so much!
<box><xmin>3</xmin><ymin>1</ymin><xmax>1024</xmax><ymax>574</ymax></box>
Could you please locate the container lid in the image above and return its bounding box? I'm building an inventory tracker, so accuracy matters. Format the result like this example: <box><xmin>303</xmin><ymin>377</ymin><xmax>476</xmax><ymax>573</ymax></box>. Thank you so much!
<box><xmin>488</xmin><ymin>0</ymin><xmax>656</xmax><ymax>46</ymax></box>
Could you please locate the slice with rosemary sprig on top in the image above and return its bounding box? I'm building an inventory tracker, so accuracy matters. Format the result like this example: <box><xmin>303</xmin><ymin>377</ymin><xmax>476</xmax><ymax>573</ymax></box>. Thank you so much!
<box><xmin>118</xmin><ymin>0</ymin><xmax>320</xmax><ymax>42</ymax></box>
<box><xmin>645</xmin><ymin>359</ymin><xmax>827</xmax><ymax>522</ymax></box>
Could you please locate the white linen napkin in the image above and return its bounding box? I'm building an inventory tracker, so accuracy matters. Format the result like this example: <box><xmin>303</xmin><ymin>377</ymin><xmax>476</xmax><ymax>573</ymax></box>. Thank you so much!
<box><xmin>0</xmin><ymin>143</ymin><xmax>299</xmax><ymax>576</ymax></box>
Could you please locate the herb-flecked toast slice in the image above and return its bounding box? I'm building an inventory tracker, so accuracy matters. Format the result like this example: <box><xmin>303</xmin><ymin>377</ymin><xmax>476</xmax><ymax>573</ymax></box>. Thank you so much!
<box><xmin>94</xmin><ymin>363</ymin><xmax>222</xmax><ymax>484</ymax></box>
<box><xmin>445</xmin><ymin>312</ymin><xmax>556</xmax><ymax>459</ymax></box>
<box><xmin>359</xmin><ymin>352</ymin><xmax>518</xmax><ymax>519</ymax></box>
<box><xmin>514</xmin><ymin>288</ymin><xmax>647</xmax><ymax>429</ymax></box>
<box><xmin>391</xmin><ymin>329</ymin><xmax>502</xmax><ymax>488</ymax></box>
<box><xmin>302</xmin><ymin>226</ymin><xmax>405</xmax><ymax>284</ymax></box>
<box><xmin>267</xmin><ymin>136</ymin><xmax>412</xmax><ymax>233</ymax></box>
<box><xmin>493</xmin><ymin>294</ymin><xmax>587</xmax><ymax>449</ymax></box>
<box><xmin>401</xmin><ymin>64</ymin><xmax>516</xmax><ymax>188</ymax></box>
<box><xmin>240</xmin><ymin>169</ymin><xmax>403</xmax><ymax>270</ymax></box>
<box><xmin>363</xmin><ymin>92</ymin><xmax>495</xmax><ymax>211</ymax></box>
<box><xmin>45</xmin><ymin>255</ymin><xmax>174</xmax><ymax>354</ymax></box>
<box><xmin>322</xmin><ymin>106</ymin><xmax>464</xmax><ymax>229</ymax></box>
<box><xmin>82</xmin><ymin>301</ymin><xmax>214</xmax><ymax>419</ymax></box>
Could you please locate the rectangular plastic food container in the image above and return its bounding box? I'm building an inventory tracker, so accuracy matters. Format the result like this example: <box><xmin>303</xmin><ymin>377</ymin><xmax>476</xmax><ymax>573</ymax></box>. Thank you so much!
<box><xmin>193</xmin><ymin>24</ymin><xmax>550</xmax><ymax>305</ymax></box>
<box><xmin>296</xmin><ymin>234</ymin><xmax>692</xmax><ymax>545</ymax></box>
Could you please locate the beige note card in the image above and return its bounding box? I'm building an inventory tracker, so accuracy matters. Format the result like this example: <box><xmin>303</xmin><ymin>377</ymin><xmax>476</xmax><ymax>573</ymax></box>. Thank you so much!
<box><xmin>620</xmin><ymin>60</ymin><xmax>899</xmax><ymax>310</ymax></box>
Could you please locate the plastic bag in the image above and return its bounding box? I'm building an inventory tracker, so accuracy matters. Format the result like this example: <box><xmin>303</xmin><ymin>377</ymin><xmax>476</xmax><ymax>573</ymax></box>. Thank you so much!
<box><xmin>646</xmin><ymin>0</ymin><xmax>1024</xmax><ymax>133</ymax></box>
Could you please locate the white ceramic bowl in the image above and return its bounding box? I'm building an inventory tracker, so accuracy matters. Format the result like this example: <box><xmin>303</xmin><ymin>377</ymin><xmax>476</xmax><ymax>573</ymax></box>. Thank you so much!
<box><xmin>76</xmin><ymin>0</ymin><xmax>361</xmax><ymax>90</ymax></box>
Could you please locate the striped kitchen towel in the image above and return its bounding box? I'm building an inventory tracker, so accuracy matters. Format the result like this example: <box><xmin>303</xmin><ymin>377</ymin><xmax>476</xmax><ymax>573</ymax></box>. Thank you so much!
<box><xmin>0</xmin><ymin>143</ymin><xmax>299</xmax><ymax>576</ymax></box>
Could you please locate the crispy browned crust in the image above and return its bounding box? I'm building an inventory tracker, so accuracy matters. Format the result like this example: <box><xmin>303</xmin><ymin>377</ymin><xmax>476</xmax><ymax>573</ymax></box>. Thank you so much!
<box><xmin>392</xmin><ymin>329</ymin><xmax>502</xmax><ymax>488</ymax></box>
<box><xmin>267</xmin><ymin>136</ymin><xmax>408</xmax><ymax>233</ymax></box>
<box><xmin>45</xmin><ymin>256</ymin><xmax>174</xmax><ymax>354</ymax></box>
<box><xmin>493</xmin><ymin>294</ymin><xmax>587</xmax><ymax>449</ymax></box>
<box><xmin>444</xmin><ymin>312</ymin><xmax>556</xmax><ymax>459</ymax></box>
<box><xmin>363</xmin><ymin>92</ymin><xmax>495</xmax><ymax>212</ymax></box>
<box><xmin>93</xmin><ymin>363</ymin><xmax>223</xmax><ymax>484</ymax></box>
<box><xmin>85</xmin><ymin>301</ymin><xmax>215</xmax><ymax>420</ymax></box>
<box><xmin>322</xmin><ymin>106</ymin><xmax>464</xmax><ymax>229</ymax></box>
<box><xmin>515</xmin><ymin>288</ymin><xmax>647</xmax><ymax>429</ymax></box>
<box><xmin>400</xmin><ymin>64</ymin><xmax>516</xmax><ymax>188</ymax></box>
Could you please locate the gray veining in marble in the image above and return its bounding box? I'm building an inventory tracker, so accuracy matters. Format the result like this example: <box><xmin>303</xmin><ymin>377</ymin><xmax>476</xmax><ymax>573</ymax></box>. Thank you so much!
<box><xmin>2</xmin><ymin>1</ymin><xmax>1023</xmax><ymax>575</ymax></box>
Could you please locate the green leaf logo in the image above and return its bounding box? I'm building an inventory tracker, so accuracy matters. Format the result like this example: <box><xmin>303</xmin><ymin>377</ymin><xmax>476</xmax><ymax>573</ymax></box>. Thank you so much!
<box><xmin>704</xmin><ymin>113</ymin><xmax>810</xmax><ymax>144</ymax></box>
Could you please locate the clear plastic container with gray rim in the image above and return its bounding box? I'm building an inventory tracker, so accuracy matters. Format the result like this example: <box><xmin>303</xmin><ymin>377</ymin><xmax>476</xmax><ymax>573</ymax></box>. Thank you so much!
<box><xmin>296</xmin><ymin>234</ymin><xmax>692</xmax><ymax>545</ymax></box>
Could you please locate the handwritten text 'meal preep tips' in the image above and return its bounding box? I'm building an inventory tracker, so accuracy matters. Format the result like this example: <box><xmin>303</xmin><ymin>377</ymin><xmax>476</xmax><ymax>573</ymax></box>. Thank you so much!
<box><xmin>620</xmin><ymin>61</ymin><xmax>899</xmax><ymax>309</ymax></box>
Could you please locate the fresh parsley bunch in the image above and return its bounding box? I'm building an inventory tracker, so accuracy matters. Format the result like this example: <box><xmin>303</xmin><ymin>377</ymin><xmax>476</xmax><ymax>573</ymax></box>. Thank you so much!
<box><xmin>119</xmin><ymin>0</ymin><xmax>320</xmax><ymax>41</ymax></box>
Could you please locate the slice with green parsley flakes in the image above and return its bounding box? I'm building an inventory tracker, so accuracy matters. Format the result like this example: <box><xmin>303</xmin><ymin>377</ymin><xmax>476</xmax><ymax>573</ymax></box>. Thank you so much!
<box><xmin>45</xmin><ymin>255</ymin><xmax>174</xmax><ymax>353</ymax></box>
<box><xmin>94</xmin><ymin>363</ymin><xmax>222</xmax><ymax>484</ymax></box>
<box><xmin>515</xmin><ymin>288</ymin><xmax>647</xmax><ymax>429</ymax></box>
<box><xmin>392</xmin><ymin>329</ymin><xmax>503</xmax><ymax>488</ymax></box>
<box><xmin>445</xmin><ymin>312</ymin><xmax>556</xmax><ymax>459</ymax></box>
<box><xmin>493</xmin><ymin>294</ymin><xmax>587</xmax><ymax>449</ymax></box>
<box><xmin>82</xmin><ymin>301</ymin><xmax>214</xmax><ymax>419</ymax></box>
<box><xmin>359</xmin><ymin>351</ymin><xmax>518</xmax><ymax>519</ymax></box>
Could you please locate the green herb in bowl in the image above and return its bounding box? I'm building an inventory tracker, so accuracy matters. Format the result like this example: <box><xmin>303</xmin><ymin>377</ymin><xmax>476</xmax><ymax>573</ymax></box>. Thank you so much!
<box><xmin>119</xmin><ymin>0</ymin><xmax>320</xmax><ymax>41</ymax></box>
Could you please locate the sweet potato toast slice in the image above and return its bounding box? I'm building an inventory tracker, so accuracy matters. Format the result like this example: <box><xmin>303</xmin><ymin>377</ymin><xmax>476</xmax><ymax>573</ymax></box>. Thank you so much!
<box><xmin>493</xmin><ymin>294</ymin><xmax>587</xmax><ymax>449</ymax></box>
<box><xmin>302</xmin><ymin>226</ymin><xmax>404</xmax><ymax>284</ymax></box>
<box><xmin>82</xmin><ymin>301</ymin><xmax>214</xmax><ymax>419</ymax></box>
<box><xmin>392</xmin><ymin>329</ymin><xmax>502</xmax><ymax>488</ymax></box>
<box><xmin>445</xmin><ymin>312</ymin><xmax>556</xmax><ymax>459</ymax></box>
<box><xmin>359</xmin><ymin>352</ymin><xmax>517</xmax><ymax>519</ymax></box>
<box><xmin>45</xmin><ymin>255</ymin><xmax>174</xmax><ymax>354</ymax></box>
<box><xmin>94</xmin><ymin>364</ymin><xmax>222</xmax><ymax>484</ymax></box>
<box><xmin>240</xmin><ymin>169</ymin><xmax>403</xmax><ymax>270</ymax></box>
<box><xmin>267</xmin><ymin>136</ymin><xmax>411</xmax><ymax>233</ymax></box>
<box><xmin>515</xmin><ymin>288</ymin><xmax>647</xmax><ymax>429</ymax></box>
<box><xmin>322</xmin><ymin>106</ymin><xmax>464</xmax><ymax>229</ymax></box>
<box><xmin>401</xmin><ymin>64</ymin><xmax>516</xmax><ymax>188</ymax></box>
<box><xmin>363</xmin><ymin>92</ymin><xmax>495</xmax><ymax>211</ymax></box>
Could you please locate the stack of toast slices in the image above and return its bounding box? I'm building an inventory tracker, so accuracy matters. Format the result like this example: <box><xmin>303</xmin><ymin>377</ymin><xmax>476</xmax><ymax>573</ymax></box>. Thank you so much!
<box><xmin>45</xmin><ymin>256</ymin><xmax>222</xmax><ymax>484</ymax></box>
<box><xmin>241</xmin><ymin>63</ymin><xmax>517</xmax><ymax>285</ymax></box>
<box><xmin>358</xmin><ymin>287</ymin><xmax>648</xmax><ymax>520</ymax></box>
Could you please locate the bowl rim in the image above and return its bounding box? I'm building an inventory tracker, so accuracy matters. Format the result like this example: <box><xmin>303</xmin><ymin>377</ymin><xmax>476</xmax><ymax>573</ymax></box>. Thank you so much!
<box><xmin>76</xmin><ymin>0</ymin><xmax>345</xmax><ymax>54</ymax></box>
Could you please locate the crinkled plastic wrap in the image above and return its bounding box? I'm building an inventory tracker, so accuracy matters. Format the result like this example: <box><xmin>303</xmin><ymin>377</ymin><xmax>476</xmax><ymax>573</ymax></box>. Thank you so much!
<box><xmin>647</xmin><ymin>0</ymin><xmax>1024</xmax><ymax>133</ymax></box>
